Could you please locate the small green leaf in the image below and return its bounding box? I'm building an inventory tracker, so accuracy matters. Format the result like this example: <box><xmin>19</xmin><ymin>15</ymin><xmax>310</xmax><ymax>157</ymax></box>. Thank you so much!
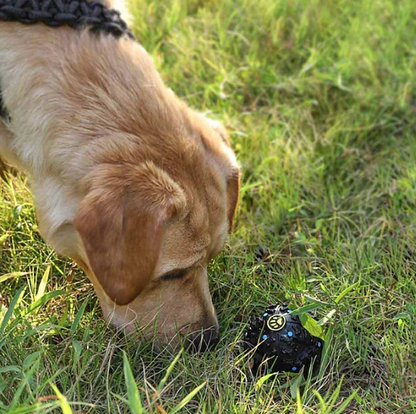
<box><xmin>299</xmin><ymin>314</ymin><xmax>325</xmax><ymax>340</ymax></box>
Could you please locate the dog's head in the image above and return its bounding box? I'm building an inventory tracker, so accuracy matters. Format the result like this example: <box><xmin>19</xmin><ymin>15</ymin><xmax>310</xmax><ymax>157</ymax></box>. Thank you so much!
<box><xmin>72</xmin><ymin>112</ymin><xmax>239</xmax><ymax>349</ymax></box>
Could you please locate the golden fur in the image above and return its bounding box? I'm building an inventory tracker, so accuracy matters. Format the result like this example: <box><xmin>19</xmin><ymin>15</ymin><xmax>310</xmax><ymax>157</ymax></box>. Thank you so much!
<box><xmin>0</xmin><ymin>3</ymin><xmax>239</xmax><ymax>346</ymax></box>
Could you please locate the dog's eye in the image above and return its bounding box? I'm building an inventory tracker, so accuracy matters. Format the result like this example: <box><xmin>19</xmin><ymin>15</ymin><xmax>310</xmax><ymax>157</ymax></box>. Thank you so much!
<box><xmin>160</xmin><ymin>268</ymin><xmax>188</xmax><ymax>281</ymax></box>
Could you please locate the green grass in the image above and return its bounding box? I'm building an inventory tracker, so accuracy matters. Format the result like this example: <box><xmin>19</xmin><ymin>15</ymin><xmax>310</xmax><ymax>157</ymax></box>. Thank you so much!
<box><xmin>1</xmin><ymin>0</ymin><xmax>416</xmax><ymax>412</ymax></box>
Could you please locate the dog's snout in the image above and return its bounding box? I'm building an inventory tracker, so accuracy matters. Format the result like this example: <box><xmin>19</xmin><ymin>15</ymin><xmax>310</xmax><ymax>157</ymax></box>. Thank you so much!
<box><xmin>186</xmin><ymin>326</ymin><xmax>219</xmax><ymax>353</ymax></box>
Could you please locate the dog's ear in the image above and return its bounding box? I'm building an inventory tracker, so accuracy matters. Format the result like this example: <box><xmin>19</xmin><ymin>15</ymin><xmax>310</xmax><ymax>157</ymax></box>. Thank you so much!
<box><xmin>226</xmin><ymin>168</ymin><xmax>240</xmax><ymax>232</ymax></box>
<box><xmin>74</xmin><ymin>162</ymin><xmax>186</xmax><ymax>305</ymax></box>
<box><xmin>202</xmin><ymin>118</ymin><xmax>240</xmax><ymax>231</ymax></box>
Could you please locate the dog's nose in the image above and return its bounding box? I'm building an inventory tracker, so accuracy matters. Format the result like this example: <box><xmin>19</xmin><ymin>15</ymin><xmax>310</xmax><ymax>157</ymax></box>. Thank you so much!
<box><xmin>186</xmin><ymin>326</ymin><xmax>219</xmax><ymax>352</ymax></box>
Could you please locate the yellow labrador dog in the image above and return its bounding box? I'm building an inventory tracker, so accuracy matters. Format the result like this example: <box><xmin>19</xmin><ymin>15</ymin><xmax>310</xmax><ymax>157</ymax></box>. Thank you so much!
<box><xmin>0</xmin><ymin>0</ymin><xmax>239</xmax><ymax>349</ymax></box>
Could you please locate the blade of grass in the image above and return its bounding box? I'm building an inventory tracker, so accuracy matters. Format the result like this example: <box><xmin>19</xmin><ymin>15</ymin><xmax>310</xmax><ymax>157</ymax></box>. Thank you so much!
<box><xmin>50</xmin><ymin>383</ymin><xmax>74</xmax><ymax>414</ymax></box>
<box><xmin>70</xmin><ymin>299</ymin><xmax>88</xmax><ymax>336</ymax></box>
<box><xmin>156</xmin><ymin>348</ymin><xmax>183</xmax><ymax>392</ymax></box>
<box><xmin>123</xmin><ymin>351</ymin><xmax>145</xmax><ymax>414</ymax></box>
<box><xmin>0</xmin><ymin>272</ymin><xmax>28</xmax><ymax>284</ymax></box>
<box><xmin>0</xmin><ymin>285</ymin><xmax>25</xmax><ymax>336</ymax></box>
<box><xmin>34</xmin><ymin>265</ymin><xmax>51</xmax><ymax>302</ymax></box>
<box><xmin>169</xmin><ymin>382</ymin><xmax>206</xmax><ymax>414</ymax></box>
<box><xmin>334</xmin><ymin>277</ymin><xmax>361</xmax><ymax>304</ymax></box>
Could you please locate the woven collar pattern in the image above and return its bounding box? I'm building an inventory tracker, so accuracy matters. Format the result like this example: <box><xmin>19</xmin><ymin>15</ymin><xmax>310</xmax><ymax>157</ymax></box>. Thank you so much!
<box><xmin>0</xmin><ymin>0</ymin><xmax>134</xmax><ymax>39</ymax></box>
<box><xmin>0</xmin><ymin>0</ymin><xmax>135</xmax><ymax>115</ymax></box>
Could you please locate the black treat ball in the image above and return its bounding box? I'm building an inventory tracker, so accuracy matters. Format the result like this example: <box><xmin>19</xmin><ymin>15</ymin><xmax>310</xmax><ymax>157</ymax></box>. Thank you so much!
<box><xmin>244</xmin><ymin>303</ymin><xmax>323</xmax><ymax>374</ymax></box>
